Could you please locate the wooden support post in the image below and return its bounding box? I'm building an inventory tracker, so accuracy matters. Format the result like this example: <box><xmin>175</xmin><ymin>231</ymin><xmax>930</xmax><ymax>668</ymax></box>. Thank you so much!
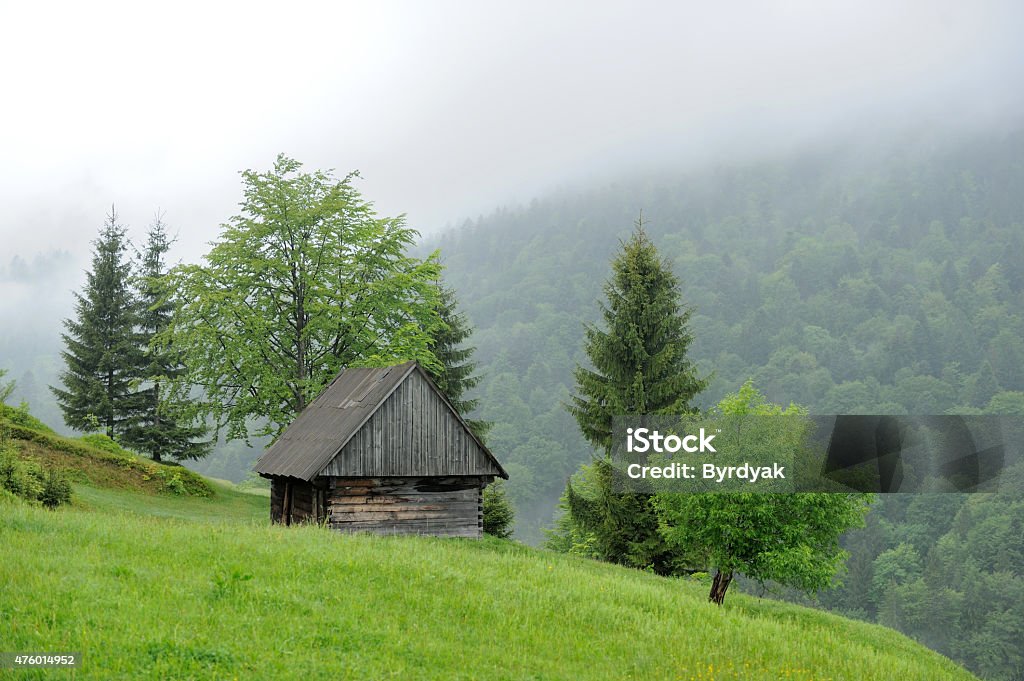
<box><xmin>283</xmin><ymin>479</ymin><xmax>292</xmax><ymax>526</ymax></box>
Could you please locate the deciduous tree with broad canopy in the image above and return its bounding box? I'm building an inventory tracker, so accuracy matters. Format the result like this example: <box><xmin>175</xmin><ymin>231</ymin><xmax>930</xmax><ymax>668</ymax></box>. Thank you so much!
<box><xmin>654</xmin><ymin>381</ymin><xmax>873</xmax><ymax>605</ymax></box>
<box><xmin>160</xmin><ymin>155</ymin><xmax>443</xmax><ymax>441</ymax></box>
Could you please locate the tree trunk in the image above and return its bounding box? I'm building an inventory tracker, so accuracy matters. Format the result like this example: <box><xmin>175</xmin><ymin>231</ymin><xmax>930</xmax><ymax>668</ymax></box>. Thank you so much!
<box><xmin>152</xmin><ymin>380</ymin><xmax>162</xmax><ymax>462</ymax></box>
<box><xmin>106</xmin><ymin>368</ymin><xmax>115</xmax><ymax>438</ymax></box>
<box><xmin>709</xmin><ymin>568</ymin><xmax>734</xmax><ymax>605</ymax></box>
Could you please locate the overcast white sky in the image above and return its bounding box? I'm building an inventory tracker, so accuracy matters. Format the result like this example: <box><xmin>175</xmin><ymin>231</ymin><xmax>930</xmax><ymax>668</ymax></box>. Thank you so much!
<box><xmin>1</xmin><ymin>0</ymin><xmax>1022</xmax><ymax>270</ymax></box>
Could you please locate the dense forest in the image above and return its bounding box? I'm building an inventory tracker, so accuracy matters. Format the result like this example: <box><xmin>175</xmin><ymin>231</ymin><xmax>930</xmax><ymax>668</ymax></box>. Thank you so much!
<box><xmin>423</xmin><ymin>130</ymin><xmax>1024</xmax><ymax>679</ymax></box>
<box><xmin>425</xmin><ymin>130</ymin><xmax>1023</xmax><ymax>535</ymax></box>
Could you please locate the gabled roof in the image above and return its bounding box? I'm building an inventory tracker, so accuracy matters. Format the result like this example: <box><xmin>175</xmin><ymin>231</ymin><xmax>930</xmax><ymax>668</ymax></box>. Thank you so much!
<box><xmin>254</xmin><ymin>361</ymin><xmax>507</xmax><ymax>481</ymax></box>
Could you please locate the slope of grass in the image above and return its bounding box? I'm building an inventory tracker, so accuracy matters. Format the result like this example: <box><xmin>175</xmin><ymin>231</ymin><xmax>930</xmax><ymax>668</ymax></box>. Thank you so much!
<box><xmin>2</xmin><ymin>418</ymin><xmax>212</xmax><ymax>497</ymax></box>
<box><xmin>71</xmin><ymin>480</ymin><xmax>265</xmax><ymax>524</ymax></box>
<box><xmin>0</xmin><ymin>497</ymin><xmax>977</xmax><ymax>681</ymax></box>
<box><xmin>0</xmin><ymin>409</ymin><xmax>978</xmax><ymax>679</ymax></box>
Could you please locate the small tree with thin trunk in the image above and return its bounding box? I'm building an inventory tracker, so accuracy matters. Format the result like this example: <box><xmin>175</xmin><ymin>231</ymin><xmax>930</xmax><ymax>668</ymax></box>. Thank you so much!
<box><xmin>654</xmin><ymin>381</ymin><xmax>873</xmax><ymax>604</ymax></box>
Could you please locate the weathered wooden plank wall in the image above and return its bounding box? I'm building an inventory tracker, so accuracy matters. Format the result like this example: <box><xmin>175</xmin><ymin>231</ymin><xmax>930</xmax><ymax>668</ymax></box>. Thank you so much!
<box><xmin>324</xmin><ymin>476</ymin><xmax>486</xmax><ymax>538</ymax></box>
<box><xmin>322</xmin><ymin>370</ymin><xmax>495</xmax><ymax>477</ymax></box>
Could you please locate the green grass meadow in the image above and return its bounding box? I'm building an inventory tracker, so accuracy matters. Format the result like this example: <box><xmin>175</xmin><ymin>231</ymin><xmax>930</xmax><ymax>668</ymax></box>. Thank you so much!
<box><xmin>0</xmin><ymin>416</ymin><xmax>978</xmax><ymax>680</ymax></box>
<box><xmin>1</xmin><ymin>495</ymin><xmax>976</xmax><ymax>680</ymax></box>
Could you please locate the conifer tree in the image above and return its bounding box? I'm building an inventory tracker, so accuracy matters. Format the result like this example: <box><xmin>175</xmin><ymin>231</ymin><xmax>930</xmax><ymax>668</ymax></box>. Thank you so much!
<box><xmin>426</xmin><ymin>279</ymin><xmax>514</xmax><ymax>535</ymax></box>
<box><xmin>122</xmin><ymin>216</ymin><xmax>210</xmax><ymax>461</ymax></box>
<box><xmin>563</xmin><ymin>219</ymin><xmax>708</xmax><ymax>572</ymax></box>
<box><xmin>51</xmin><ymin>209</ymin><xmax>142</xmax><ymax>438</ymax></box>
<box><xmin>426</xmin><ymin>280</ymin><xmax>490</xmax><ymax>440</ymax></box>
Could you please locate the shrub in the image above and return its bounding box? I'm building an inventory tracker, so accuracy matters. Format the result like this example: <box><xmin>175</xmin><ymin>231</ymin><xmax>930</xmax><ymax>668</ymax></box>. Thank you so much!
<box><xmin>0</xmin><ymin>447</ymin><xmax>42</xmax><ymax>499</ymax></box>
<box><xmin>162</xmin><ymin>470</ymin><xmax>187</xmax><ymax>495</ymax></box>
<box><xmin>483</xmin><ymin>480</ymin><xmax>515</xmax><ymax>539</ymax></box>
<box><xmin>0</xmin><ymin>446</ymin><xmax>72</xmax><ymax>508</ymax></box>
<box><xmin>80</xmin><ymin>433</ymin><xmax>129</xmax><ymax>455</ymax></box>
<box><xmin>153</xmin><ymin>464</ymin><xmax>213</xmax><ymax>497</ymax></box>
<box><xmin>39</xmin><ymin>469</ymin><xmax>73</xmax><ymax>508</ymax></box>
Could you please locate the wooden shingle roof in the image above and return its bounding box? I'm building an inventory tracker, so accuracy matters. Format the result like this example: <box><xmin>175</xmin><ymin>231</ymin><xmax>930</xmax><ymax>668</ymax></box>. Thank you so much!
<box><xmin>254</xmin><ymin>361</ymin><xmax>507</xmax><ymax>481</ymax></box>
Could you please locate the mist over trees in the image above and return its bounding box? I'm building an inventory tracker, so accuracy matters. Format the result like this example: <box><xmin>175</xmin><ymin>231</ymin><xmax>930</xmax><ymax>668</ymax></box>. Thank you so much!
<box><xmin>48</xmin><ymin>211</ymin><xmax>209</xmax><ymax>460</ymax></box>
<box><xmin>2</xmin><ymin>129</ymin><xmax>1022</xmax><ymax>677</ymax></box>
<box><xmin>423</xmin><ymin>130</ymin><xmax>1024</xmax><ymax>679</ymax></box>
<box><xmin>429</xmin><ymin>130</ymin><xmax>1024</xmax><ymax>541</ymax></box>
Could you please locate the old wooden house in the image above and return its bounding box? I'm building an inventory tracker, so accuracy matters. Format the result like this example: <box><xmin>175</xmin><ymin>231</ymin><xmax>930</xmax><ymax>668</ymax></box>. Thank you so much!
<box><xmin>254</xmin><ymin>361</ymin><xmax>507</xmax><ymax>538</ymax></box>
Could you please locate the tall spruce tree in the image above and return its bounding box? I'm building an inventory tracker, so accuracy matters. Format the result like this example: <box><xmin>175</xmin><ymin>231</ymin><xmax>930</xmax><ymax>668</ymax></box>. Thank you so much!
<box><xmin>122</xmin><ymin>216</ymin><xmax>210</xmax><ymax>461</ymax></box>
<box><xmin>51</xmin><ymin>209</ymin><xmax>143</xmax><ymax>438</ymax></box>
<box><xmin>425</xmin><ymin>280</ymin><xmax>514</xmax><ymax>537</ymax></box>
<box><xmin>425</xmin><ymin>280</ymin><xmax>490</xmax><ymax>440</ymax></box>
<box><xmin>563</xmin><ymin>220</ymin><xmax>708</xmax><ymax>573</ymax></box>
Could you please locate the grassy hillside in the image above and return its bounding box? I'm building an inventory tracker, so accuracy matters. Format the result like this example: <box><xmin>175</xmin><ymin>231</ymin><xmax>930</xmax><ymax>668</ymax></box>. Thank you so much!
<box><xmin>71</xmin><ymin>479</ymin><xmax>265</xmax><ymax>524</ymax></box>
<box><xmin>0</xmin><ymin>409</ymin><xmax>979</xmax><ymax>680</ymax></box>
<box><xmin>1</xmin><ymin>404</ymin><xmax>266</xmax><ymax>525</ymax></box>
<box><xmin>1</xmin><ymin>497</ymin><xmax>977</xmax><ymax>681</ymax></box>
<box><xmin>1</xmin><ymin>404</ymin><xmax>213</xmax><ymax>499</ymax></box>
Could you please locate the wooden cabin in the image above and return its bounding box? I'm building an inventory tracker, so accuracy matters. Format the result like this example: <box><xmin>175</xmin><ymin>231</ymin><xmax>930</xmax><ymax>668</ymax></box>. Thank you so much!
<box><xmin>254</xmin><ymin>361</ymin><xmax>508</xmax><ymax>538</ymax></box>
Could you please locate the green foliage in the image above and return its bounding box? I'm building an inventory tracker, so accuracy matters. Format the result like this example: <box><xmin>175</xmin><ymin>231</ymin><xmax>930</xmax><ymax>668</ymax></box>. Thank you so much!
<box><xmin>39</xmin><ymin>468</ymin><xmax>73</xmax><ymax>508</ymax></box>
<box><xmin>423</xmin><ymin>133</ymin><xmax>1024</xmax><ymax>543</ymax></box>
<box><xmin>870</xmin><ymin>543</ymin><xmax>922</xmax><ymax>605</ymax></box>
<box><xmin>0</xmin><ymin>367</ymin><xmax>15</xmax><ymax>404</ymax></box>
<box><xmin>425</xmin><ymin>280</ymin><xmax>490</xmax><ymax>440</ymax></box>
<box><xmin>545</xmin><ymin>464</ymin><xmax>602</xmax><ymax>559</ymax></box>
<box><xmin>123</xmin><ymin>216</ymin><xmax>211</xmax><ymax>462</ymax></box>
<box><xmin>0</xmin><ymin>445</ymin><xmax>72</xmax><ymax>508</ymax></box>
<box><xmin>160</xmin><ymin>154</ymin><xmax>444</xmax><ymax>441</ymax></box>
<box><xmin>0</xmin><ymin>402</ymin><xmax>56</xmax><ymax>434</ymax></box>
<box><xmin>568</xmin><ymin>223</ymin><xmax>708</xmax><ymax>451</ymax></box>
<box><xmin>51</xmin><ymin>209</ymin><xmax>144</xmax><ymax>438</ymax></box>
<box><xmin>0</xmin><ymin>499</ymin><xmax>979</xmax><ymax>680</ymax></box>
<box><xmin>654</xmin><ymin>383</ymin><xmax>873</xmax><ymax>604</ymax></box>
<box><xmin>481</xmin><ymin>480</ymin><xmax>515</xmax><ymax>538</ymax></box>
<box><xmin>560</xmin><ymin>222</ymin><xmax>708</xmax><ymax>574</ymax></box>
<box><xmin>0</xmin><ymin>446</ymin><xmax>43</xmax><ymax>500</ymax></box>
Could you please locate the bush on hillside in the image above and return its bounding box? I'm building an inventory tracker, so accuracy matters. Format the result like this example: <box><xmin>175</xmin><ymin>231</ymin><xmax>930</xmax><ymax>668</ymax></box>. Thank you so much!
<box><xmin>483</xmin><ymin>480</ymin><xmax>515</xmax><ymax>539</ymax></box>
<box><xmin>39</xmin><ymin>469</ymin><xmax>73</xmax><ymax>508</ymax></box>
<box><xmin>80</xmin><ymin>433</ymin><xmax>130</xmax><ymax>455</ymax></box>
<box><xmin>0</xmin><ymin>446</ymin><xmax>72</xmax><ymax>508</ymax></box>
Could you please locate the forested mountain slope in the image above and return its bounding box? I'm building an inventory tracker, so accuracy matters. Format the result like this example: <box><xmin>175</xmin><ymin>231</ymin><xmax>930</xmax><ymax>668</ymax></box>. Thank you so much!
<box><xmin>427</xmin><ymin>130</ymin><xmax>1024</xmax><ymax>538</ymax></box>
<box><xmin>423</xmin><ymin>130</ymin><xmax>1024</xmax><ymax>679</ymax></box>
